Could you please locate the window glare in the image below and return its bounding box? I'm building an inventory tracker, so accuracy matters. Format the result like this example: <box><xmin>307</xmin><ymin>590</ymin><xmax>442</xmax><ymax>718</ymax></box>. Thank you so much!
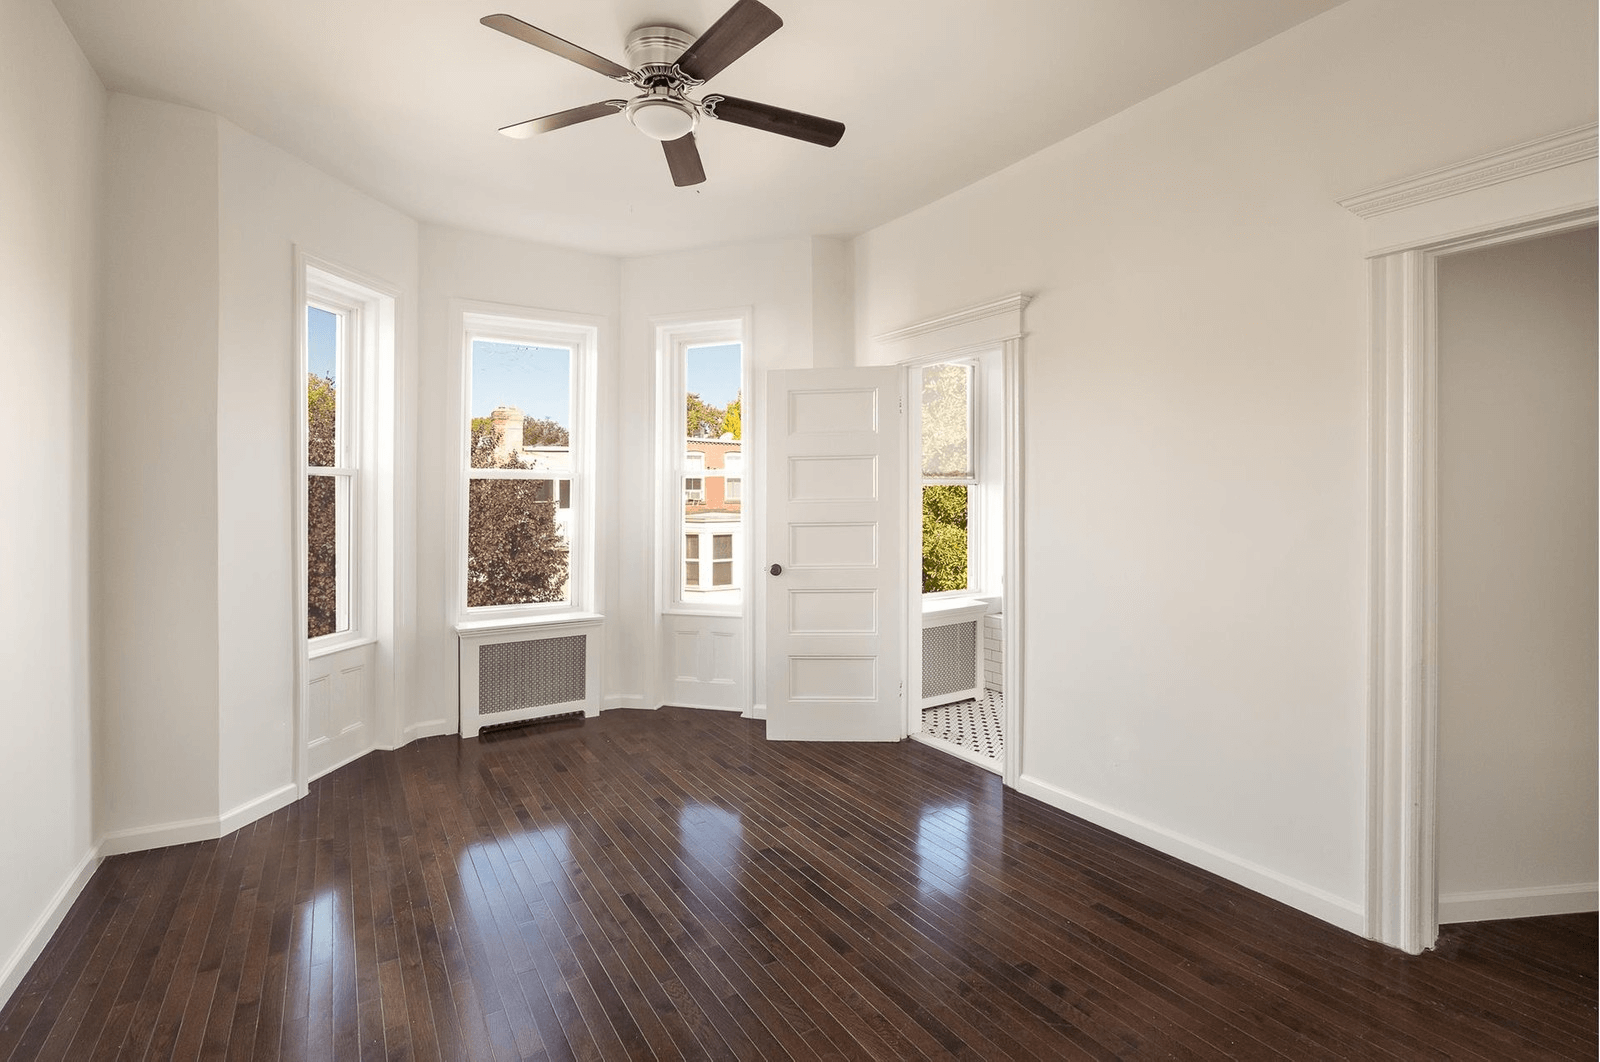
<box><xmin>921</xmin><ymin>362</ymin><xmax>971</xmax><ymax>479</ymax></box>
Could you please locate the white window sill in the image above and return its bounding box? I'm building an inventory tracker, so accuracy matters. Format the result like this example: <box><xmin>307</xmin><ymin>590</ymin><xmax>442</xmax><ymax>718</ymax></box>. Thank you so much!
<box><xmin>663</xmin><ymin>606</ymin><xmax>742</xmax><ymax>619</ymax></box>
<box><xmin>921</xmin><ymin>596</ymin><xmax>994</xmax><ymax>627</ymax></box>
<box><xmin>308</xmin><ymin>635</ymin><xmax>377</xmax><ymax>661</ymax></box>
<box><xmin>455</xmin><ymin>612</ymin><xmax>603</xmax><ymax>639</ymax></box>
<box><xmin>922</xmin><ymin>594</ymin><xmax>998</xmax><ymax>615</ymax></box>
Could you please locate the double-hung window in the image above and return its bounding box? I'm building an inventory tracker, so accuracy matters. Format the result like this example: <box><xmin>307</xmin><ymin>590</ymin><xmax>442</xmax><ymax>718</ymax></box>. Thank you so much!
<box><xmin>459</xmin><ymin>309</ymin><xmax>597</xmax><ymax>618</ymax></box>
<box><xmin>920</xmin><ymin>360</ymin><xmax>977</xmax><ymax>595</ymax></box>
<box><xmin>658</xmin><ymin>318</ymin><xmax>745</xmax><ymax>609</ymax></box>
<box><xmin>305</xmin><ymin>300</ymin><xmax>357</xmax><ymax>639</ymax></box>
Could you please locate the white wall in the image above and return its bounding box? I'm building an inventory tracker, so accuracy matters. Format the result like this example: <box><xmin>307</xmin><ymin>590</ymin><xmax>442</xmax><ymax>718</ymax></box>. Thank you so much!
<box><xmin>216</xmin><ymin>120</ymin><xmax>420</xmax><ymax>811</ymax></box>
<box><xmin>852</xmin><ymin>0</ymin><xmax>1597</xmax><ymax>927</ymax></box>
<box><xmin>620</xmin><ymin>237</ymin><xmax>840</xmax><ymax>712</ymax></box>
<box><xmin>95</xmin><ymin>94</ymin><xmax>424</xmax><ymax>842</ymax></box>
<box><xmin>1436</xmin><ymin>226</ymin><xmax>1599</xmax><ymax>919</ymax></box>
<box><xmin>96</xmin><ymin>95</ymin><xmax>223</xmax><ymax>839</ymax></box>
<box><xmin>0</xmin><ymin>0</ymin><xmax>105</xmax><ymax>1001</ymax></box>
<box><xmin>414</xmin><ymin>226</ymin><xmax>620</xmax><ymax>730</ymax></box>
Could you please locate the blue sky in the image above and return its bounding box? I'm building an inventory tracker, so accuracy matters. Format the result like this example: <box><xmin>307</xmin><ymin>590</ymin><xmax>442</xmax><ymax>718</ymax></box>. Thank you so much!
<box><xmin>310</xmin><ymin>315</ymin><xmax>742</xmax><ymax>420</ymax></box>
<box><xmin>686</xmin><ymin>343</ymin><xmax>741</xmax><ymax>407</ymax></box>
<box><xmin>472</xmin><ymin>341</ymin><xmax>572</xmax><ymax>425</ymax></box>
<box><xmin>308</xmin><ymin>306</ymin><xmax>337</xmax><ymax>381</ymax></box>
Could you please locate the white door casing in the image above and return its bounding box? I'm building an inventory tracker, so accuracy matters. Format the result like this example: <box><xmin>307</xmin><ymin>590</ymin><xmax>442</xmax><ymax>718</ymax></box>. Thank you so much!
<box><xmin>764</xmin><ymin>367</ymin><xmax>906</xmax><ymax>741</ymax></box>
<box><xmin>1339</xmin><ymin>123</ymin><xmax>1598</xmax><ymax>952</ymax></box>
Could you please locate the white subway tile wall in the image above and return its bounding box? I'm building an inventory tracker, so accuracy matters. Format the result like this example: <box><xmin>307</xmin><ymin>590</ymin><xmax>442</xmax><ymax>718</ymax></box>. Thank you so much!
<box><xmin>984</xmin><ymin>613</ymin><xmax>1004</xmax><ymax>693</ymax></box>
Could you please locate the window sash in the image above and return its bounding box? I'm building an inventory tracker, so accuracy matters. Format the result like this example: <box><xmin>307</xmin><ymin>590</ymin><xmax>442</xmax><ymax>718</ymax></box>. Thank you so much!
<box><xmin>458</xmin><ymin>309</ymin><xmax>596</xmax><ymax>620</ymax></box>
<box><xmin>306</xmin><ymin>297</ymin><xmax>359</xmax><ymax>641</ymax></box>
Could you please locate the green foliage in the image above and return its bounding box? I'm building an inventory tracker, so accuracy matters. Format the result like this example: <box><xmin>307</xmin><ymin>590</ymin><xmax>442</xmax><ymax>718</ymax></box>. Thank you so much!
<box><xmin>719</xmin><ymin>392</ymin><xmax>742</xmax><ymax>440</ymax></box>
<box><xmin>686</xmin><ymin>392</ymin><xmax>723</xmax><ymax>438</ymax></box>
<box><xmin>464</xmin><ymin>415</ymin><xmax>568</xmax><ymax>605</ymax></box>
<box><xmin>466</xmin><ymin>479</ymin><xmax>568</xmax><ymax>607</ymax></box>
<box><xmin>307</xmin><ymin>374</ymin><xmax>337</xmax><ymax>637</ymax></box>
<box><xmin>523</xmin><ymin>416</ymin><xmax>570</xmax><ymax>446</ymax></box>
<box><xmin>469</xmin><ymin>417</ymin><xmax>503</xmax><ymax>469</ymax></box>
<box><xmin>922</xmin><ymin>484</ymin><xmax>968</xmax><ymax>593</ymax></box>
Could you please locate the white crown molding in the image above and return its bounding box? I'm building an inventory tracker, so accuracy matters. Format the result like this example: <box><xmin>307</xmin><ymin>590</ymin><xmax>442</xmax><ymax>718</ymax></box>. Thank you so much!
<box><xmin>873</xmin><ymin>293</ymin><xmax>1032</xmax><ymax>346</ymax></box>
<box><xmin>1339</xmin><ymin>125</ymin><xmax>1597</xmax><ymax>219</ymax></box>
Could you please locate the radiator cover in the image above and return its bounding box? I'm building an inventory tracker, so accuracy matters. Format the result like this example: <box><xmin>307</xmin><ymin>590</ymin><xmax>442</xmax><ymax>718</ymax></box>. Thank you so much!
<box><xmin>458</xmin><ymin>619</ymin><xmax>600</xmax><ymax>738</ymax></box>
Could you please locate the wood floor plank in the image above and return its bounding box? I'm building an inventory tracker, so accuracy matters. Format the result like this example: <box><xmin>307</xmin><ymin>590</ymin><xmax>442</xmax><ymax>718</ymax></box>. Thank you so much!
<box><xmin>2</xmin><ymin>707</ymin><xmax>1594</xmax><ymax>1060</ymax></box>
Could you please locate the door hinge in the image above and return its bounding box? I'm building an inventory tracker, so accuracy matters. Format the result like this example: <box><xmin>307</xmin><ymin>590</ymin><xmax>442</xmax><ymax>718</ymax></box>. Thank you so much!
<box><xmin>898</xmin><ymin>396</ymin><xmax>904</xmax><ymax>414</ymax></box>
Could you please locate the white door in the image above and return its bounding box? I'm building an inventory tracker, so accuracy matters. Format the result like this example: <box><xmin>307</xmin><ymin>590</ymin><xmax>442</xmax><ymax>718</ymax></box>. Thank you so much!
<box><xmin>764</xmin><ymin>367</ymin><xmax>905</xmax><ymax>740</ymax></box>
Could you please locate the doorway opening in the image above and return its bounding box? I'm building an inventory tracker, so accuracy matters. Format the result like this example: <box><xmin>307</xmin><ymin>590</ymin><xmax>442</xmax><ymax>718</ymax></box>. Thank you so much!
<box><xmin>907</xmin><ymin>352</ymin><xmax>1008</xmax><ymax>774</ymax></box>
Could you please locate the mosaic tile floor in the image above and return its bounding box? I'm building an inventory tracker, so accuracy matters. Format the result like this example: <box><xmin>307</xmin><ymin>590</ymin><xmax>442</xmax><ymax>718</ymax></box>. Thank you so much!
<box><xmin>921</xmin><ymin>689</ymin><xmax>1004</xmax><ymax>762</ymax></box>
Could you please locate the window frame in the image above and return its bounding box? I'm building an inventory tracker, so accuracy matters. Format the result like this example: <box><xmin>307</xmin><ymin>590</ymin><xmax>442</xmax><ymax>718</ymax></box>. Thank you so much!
<box><xmin>454</xmin><ymin>305</ymin><xmax>600</xmax><ymax>625</ymax></box>
<box><xmin>655</xmin><ymin>314</ymin><xmax>749</xmax><ymax>616</ymax></box>
<box><xmin>302</xmin><ymin>274</ymin><xmax>373</xmax><ymax>650</ymax></box>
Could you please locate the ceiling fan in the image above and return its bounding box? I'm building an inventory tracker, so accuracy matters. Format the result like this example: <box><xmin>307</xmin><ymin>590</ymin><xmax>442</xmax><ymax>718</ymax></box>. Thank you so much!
<box><xmin>480</xmin><ymin>0</ymin><xmax>844</xmax><ymax>187</ymax></box>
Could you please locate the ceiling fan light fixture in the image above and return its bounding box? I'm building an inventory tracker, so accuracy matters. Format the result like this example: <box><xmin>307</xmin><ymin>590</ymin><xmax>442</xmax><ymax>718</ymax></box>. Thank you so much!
<box><xmin>626</xmin><ymin>96</ymin><xmax>697</xmax><ymax>141</ymax></box>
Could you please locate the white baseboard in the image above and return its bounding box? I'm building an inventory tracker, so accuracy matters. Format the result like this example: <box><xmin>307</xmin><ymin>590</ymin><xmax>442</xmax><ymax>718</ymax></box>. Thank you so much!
<box><xmin>910</xmin><ymin>731</ymin><xmax>1001</xmax><ymax>775</ymax></box>
<box><xmin>602</xmin><ymin>693</ymin><xmax>647</xmax><ymax>711</ymax></box>
<box><xmin>220</xmin><ymin>783</ymin><xmax>299</xmax><ymax>834</ymax></box>
<box><xmin>748</xmin><ymin>702</ymin><xmax>768</xmax><ymax>720</ymax></box>
<box><xmin>99</xmin><ymin>813</ymin><xmax>222</xmax><ymax>857</ymax></box>
<box><xmin>1017</xmin><ymin>774</ymin><xmax>1365</xmax><ymax>935</ymax></box>
<box><xmin>399</xmin><ymin>718</ymin><xmax>455</xmax><ymax>742</ymax></box>
<box><xmin>1439</xmin><ymin>883</ymin><xmax>1599</xmax><ymax>924</ymax></box>
<box><xmin>0</xmin><ymin>846</ymin><xmax>101</xmax><ymax>1009</ymax></box>
<box><xmin>102</xmin><ymin>780</ymin><xmax>304</xmax><ymax>857</ymax></box>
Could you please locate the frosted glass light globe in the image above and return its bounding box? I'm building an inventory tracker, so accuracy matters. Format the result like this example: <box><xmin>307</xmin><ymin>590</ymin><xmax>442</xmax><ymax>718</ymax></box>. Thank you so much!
<box><xmin>627</xmin><ymin>97</ymin><xmax>696</xmax><ymax>141</ymax></box>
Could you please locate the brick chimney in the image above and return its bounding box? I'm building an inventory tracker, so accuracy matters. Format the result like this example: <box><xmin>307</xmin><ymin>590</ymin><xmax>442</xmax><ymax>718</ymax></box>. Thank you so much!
<box><xmin>490</xmin><ymin>405</ymin><xmax>523</xmax><ymax>463</ymax></box>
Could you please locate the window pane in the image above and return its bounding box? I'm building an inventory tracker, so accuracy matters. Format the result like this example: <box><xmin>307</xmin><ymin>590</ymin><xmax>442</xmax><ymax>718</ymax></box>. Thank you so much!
<box><xmin>469</xmin><ymin>340</ymin><xmax>571</xmax><ymax>470</ymax></box>
<box><xmin>307</xmin><ymin>306</ymin><xmax>339</xmax><ymax>467</ymax></box>
<box><xmin>685</xmin><ymin>343</ymin><xmax>740</xmax><ymax>440</ymax></box>
<box><xmin>679</xmin><ymin>342</ymin><xmax>742</xmax><ymax>603</ymax></box>
<box><xmin>558</xmin><ymin>479</ymin><xmax>571</xmax><ymax>509</ymax></box>
<box><xmin>922</xmin><ymin>362</ymin><xmax>972</xmax><ymax>479</ymax></box>
<box><xmin>922</xmin><ymin>484</ymin><xmax>969</xmax><ymax>593</ymax></box>
<box><xmin>308</xmin><ymin>473</ymin><xmax>352</xmax><ymax>637</ymax></box>
<box><xmin>466</xmin><ymin>479</ymin><xmax>570</xmax><ymax>606</ymax></box>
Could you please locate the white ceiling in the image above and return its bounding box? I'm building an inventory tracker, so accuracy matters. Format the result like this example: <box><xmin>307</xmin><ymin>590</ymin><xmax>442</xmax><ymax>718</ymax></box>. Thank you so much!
<box><xmin>52</xmin><ymin>0</ymin><xmax>1343</xmax><ymax>257</ymax></box>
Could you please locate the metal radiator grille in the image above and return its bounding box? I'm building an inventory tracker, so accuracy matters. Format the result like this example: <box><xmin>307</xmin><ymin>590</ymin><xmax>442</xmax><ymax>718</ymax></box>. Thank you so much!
<box><xmin>923</xmin><ymin>620</ymin><xmax>977</xmax><ymax>700</ymax></box>
<box><xmin>479</xmin><ymin>635</ymin><xmax>586</xmax><ymax>715</ymax></box>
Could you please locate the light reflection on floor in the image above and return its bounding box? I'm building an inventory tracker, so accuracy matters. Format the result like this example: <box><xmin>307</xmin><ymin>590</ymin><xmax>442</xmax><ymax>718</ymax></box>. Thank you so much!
<box><xmin>679</xmin><ymin>802</ymin><xmax>743</xmax><ymax>881</ymax></box>
<box><xmin>916</xmin><ymin>802</ymin><xmax>973</xmax><ymax>899</ymax></box>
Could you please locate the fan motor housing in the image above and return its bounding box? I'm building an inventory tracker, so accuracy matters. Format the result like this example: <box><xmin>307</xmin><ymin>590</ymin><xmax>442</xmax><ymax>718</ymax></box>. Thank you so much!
<box><xmin>625</xmin><ymin>24</ymin><xmax>694</xmax><ymax>75</ymax></box>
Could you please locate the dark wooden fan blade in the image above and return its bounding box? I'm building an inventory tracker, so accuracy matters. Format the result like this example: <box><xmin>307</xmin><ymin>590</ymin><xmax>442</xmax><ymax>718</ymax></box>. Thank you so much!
<box><xmin>662</xmin><ymin>134</ymin><xmax>707</xmax><ymax>187</ymax></box>
<box><xmin>675</xmin><ymin>0</ymin><xmax>782</xmax><ymax>82</ymax></box>
<box><xmin>703</xmin><ymin>95</ymin><xmax>844</xmax><ymax>147</ymax></box>
<box><xmin>481</xmin><ymin>14</ymin><xmax>634</xmax><ymax>81</ymax></box>
<box><xmin>499</xmin><ymin>101</ymin><xmax>625</xmax><ymax>139</ymax></box>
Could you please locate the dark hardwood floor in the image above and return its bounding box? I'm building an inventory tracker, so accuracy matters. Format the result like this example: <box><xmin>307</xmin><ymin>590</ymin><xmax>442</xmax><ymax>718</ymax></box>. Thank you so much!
<box><xmin>1</xmin><ymin>707</ymin><xmax>1593</xmax><ymax>1060</ymax></box>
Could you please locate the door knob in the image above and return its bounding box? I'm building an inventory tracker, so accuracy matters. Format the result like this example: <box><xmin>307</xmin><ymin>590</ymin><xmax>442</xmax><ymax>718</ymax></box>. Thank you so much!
<box><xmin>769</xmin><ymin>563</ymin><xmax>783</xmax><ymax>576</ymax></box>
